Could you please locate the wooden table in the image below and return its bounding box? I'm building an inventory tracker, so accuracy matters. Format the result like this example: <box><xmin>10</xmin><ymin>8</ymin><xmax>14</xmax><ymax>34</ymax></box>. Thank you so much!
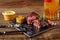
<box><xmin>0</xmin><ymin>15</ymin><xmax>60</xmax><ymax>40</ymax></box>
<box><xmin>0</xmin><ymin>0</ymin><xmax>60</xmax><ymax>40</ymax></box>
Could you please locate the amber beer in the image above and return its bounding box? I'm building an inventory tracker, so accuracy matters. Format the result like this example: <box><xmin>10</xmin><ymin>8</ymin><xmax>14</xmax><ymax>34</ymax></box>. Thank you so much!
<box><xmin>2</xmin><ymin>11</ymin><xmax>16</xmax><ymax>21</ymax></box>
<box><xmin>44</xmin><ymin>0</ymin><xmax>59</xmax><ymax>20</ymax></box>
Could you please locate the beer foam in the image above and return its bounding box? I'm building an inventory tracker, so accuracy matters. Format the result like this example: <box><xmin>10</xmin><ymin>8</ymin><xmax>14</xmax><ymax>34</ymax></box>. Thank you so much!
<box><xmin>2</xmin><ymin>11</ymin><xmax>16</xmax><ymax>15</ymax></box>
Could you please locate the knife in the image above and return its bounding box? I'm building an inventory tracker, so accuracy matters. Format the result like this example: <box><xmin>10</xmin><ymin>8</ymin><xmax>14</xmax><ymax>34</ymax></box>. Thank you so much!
<box><xmin>0</xmin><ymin>29</ymin><xmax>27</xmax><ymax>34</ymax></box>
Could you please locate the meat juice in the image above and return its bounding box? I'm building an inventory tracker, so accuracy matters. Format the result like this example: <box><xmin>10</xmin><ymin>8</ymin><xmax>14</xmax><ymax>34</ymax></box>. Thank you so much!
<box><xmin>44</xmin><ymin>0</ymin><xmax>59</xmax><ymax>20</ymax></box>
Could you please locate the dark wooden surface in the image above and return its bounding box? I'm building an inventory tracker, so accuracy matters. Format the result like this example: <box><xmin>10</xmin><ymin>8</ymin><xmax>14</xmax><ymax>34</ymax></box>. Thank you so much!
<box><xmin>0</xmin><ymin>0</ymin><xmax>60</xmax><ymax>40</ymax></box>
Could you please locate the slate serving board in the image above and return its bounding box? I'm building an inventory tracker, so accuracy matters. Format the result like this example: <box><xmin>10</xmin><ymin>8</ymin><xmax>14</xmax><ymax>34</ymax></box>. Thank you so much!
<box><xmin>16</xmin><ymin>24</ymin><xmax>59</xmax><ymax>38</ymax></box>
<box><xmin>0</xmin><ymin>23</ymin><xmax>59</xmax><ymax>38</ymax></box>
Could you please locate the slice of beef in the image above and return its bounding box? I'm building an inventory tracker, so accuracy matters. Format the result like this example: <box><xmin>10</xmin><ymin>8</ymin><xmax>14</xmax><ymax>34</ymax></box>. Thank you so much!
<box><xmin>26</xmin><ymin>16</ymin><xmax>37</xmax><ymax>25</ymax></box>
<box><xmin>26</xmin><ymin>16</ymin><xmax>33</xmax><ymax>25</ymax></box>
<box><xmin>26</xmin><ymin>12</ymin><xmax>40</xmax><ymax>25</ymax></box>
<box><xmin>29</xmin><ymin>12</ymin><xmax>40</xmax><ymax>19</ymax></box>
<box><xmin>33</xmin><ymin>20</ymin><xmax>41</xmax><ymax>31</ymax></box>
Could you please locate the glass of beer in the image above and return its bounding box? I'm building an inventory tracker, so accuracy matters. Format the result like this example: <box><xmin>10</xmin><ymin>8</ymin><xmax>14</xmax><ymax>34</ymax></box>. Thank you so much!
<box><xmin>2</xmin><ymin>11</ymin><xmax>16</xmax><ymax>21</ymax></box>
<box><xmin>44</xmin><ymin>0</ymin><xmax>59</xmax><ymax>20</ymax></box>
